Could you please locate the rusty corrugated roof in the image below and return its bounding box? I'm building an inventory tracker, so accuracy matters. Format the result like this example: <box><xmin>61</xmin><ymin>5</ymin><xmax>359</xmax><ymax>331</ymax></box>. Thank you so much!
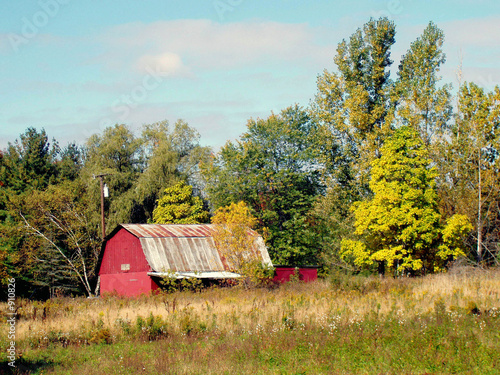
<box><xmin>122</xmin><ymin>223</ymin><xmax>214</xmax><ymax>238</ymax></box>
<box><xmin>119</xmin><ymin>224</ymin><xmax>272</xmax><ymax>274</ymax></box>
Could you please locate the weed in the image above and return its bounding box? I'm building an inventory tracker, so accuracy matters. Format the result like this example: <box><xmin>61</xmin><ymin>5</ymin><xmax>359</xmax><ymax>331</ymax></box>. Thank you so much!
<box><xmin>1</xmin><ymin>270</ymin><xmax>499</xmax><ymax>374</ymax></box>
<box><xmin>89</xmin><ymin>327</ymin><xmax>112</xmax><ymax>345</ymax></box>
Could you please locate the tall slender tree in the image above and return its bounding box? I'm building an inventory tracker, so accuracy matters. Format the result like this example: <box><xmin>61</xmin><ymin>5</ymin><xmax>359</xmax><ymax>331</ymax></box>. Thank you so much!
<box><xmin>438</xmin><ymin>83</ymin><xmax>500</xmax><ymax>264</ymax></box>
<box><xmin>312</xmin><ymin>18</ymin><xmax>398</xmax><ymax>269</ymax></box>
<box><xmin>314</xmin><ymin>17</ymin><xmax>397</xmax><ymax>186</ymax></box>
<box><xmin>395</xmin><ymin>22</ymin><xmax>452</xmax><ymax>146</ymax></box>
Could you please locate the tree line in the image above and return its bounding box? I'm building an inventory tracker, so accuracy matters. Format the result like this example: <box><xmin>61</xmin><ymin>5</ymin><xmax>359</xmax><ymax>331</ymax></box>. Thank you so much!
<box><xmin>1</xmin><ymin>18</ymin><xmax>499</xmax><ymax>298</ymax></box>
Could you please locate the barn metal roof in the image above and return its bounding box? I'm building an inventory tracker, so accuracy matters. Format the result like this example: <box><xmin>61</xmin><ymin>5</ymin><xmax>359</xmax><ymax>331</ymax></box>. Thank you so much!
<box><xmin>122</xmin><ymin>224</ymin><xmax>214</xmax><ymax>238</ymax></box>
<box><xmin>119</xmin><ymin>224</ymin><xmax>272</xmax><ymax>274</ymax></box>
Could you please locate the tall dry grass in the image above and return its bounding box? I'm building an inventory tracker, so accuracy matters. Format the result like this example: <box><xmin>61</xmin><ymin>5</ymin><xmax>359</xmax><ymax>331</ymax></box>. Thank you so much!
<box><xmin>1</xmin><ymin>269</ymin><xmax>499</xmax><ymax>374</ymax></box>
<box><xmin>1</xmin><ymin>268</ymin><xmax>499</xmax><ymax>350</ymax></box>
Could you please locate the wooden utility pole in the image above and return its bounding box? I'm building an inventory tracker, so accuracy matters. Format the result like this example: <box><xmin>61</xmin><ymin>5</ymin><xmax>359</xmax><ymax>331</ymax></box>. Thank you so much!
<box><xmin>93</xmin><ymin>174</ymin><xmax>111</xmax><ymax>240</ymax></box>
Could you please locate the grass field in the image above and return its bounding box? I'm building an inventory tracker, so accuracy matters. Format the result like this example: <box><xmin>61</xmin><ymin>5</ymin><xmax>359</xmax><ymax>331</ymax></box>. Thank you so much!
<box><xmin>1</xmin><ymin>267</ymin><xmax>500</xmax><ymax>374</ymax></box>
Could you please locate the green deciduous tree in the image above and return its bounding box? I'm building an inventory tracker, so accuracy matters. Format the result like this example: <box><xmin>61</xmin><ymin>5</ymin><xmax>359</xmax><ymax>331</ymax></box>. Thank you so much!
<box><xmin>202</xmin><ymin>105</ymin><xmax>323</xmax><ymax>265</ymax></box>
<box><xmin>81</xmin><ymin>121</ymin><xmax>211</xmax><ymax>232</ymax></box>
<box><xmin>0</xmin><ymin>128</ymin><xmax>76</xmax><ymax>296</ymax></box>
<box><xmin>314</xmin><ymin>17</ymin><xmax>396</xmax><ymax>186</ymax></box>
<box><xmin>14</xmin><ymin>181</ymin><xmax>101</xmax><ymax>296</ymax></box>
<box><xmin>341</xmin><ymin>127</ymin><xmax>472</xmax><ymax>275</ymax></box>
<box><xmin>312</xmin><ymin>19</ymin><xmax>470</xmax><ymax>273</ymax></box>
<box><xmin>395</xmin><ymin>22</ymin><xmax>452</xmax><ymax>146</ymax></box>
<box><xmin>80</xmin><ymin>124</ymin><xmax>143</xmax><ymax>233</ymax></box>
<box><xmin>132</xmin><ymin>120</ymin><xmax>211</xmax><ymax>223</ymax></box>
<box><xmin>0</xmin><ymin>120</ymin><xmax>210</xmax><ymax>296</ymax></box>
<box><xmin>153</xmin><ymin>181</ymin><xmax>209</xmax><ymax>224</ymax></box>
<box><xmin>312</xmin><ymin>18</ymin><xmax>399</xmax><ymax>271</ymax></box>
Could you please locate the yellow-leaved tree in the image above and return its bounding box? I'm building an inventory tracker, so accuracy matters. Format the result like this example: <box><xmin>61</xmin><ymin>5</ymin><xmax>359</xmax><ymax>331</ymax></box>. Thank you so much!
<box><xmin>340</xmin><ymin>126</ymin><xmax>472</xmax><ymax>275</ymax></box>
<box><xmin>211</xmin><ymin>201</ymin><xmax>273</xmax><ymax>286</ymax></box>
<box><xmin>153</xmin><ymin>181</ymin><xmax>209</xmax><ymax>224</ymax></box>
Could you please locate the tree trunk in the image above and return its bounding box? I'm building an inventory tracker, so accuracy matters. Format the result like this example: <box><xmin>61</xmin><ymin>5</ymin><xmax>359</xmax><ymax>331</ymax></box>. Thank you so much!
<box><xmin>477</xmin><ymin>151</ymin><xmax>483</xmax><ymax>263</ymax></box>
<box><xmin>377</xmin><ymin>261</ymin><xmax>385</xmax><ymax>277</ymax></box>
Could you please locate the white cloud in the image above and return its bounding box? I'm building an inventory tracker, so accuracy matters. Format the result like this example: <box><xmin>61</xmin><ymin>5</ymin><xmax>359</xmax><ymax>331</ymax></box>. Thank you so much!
<box><xmin>438</xmin><ymin>16</ymin><xmax>500</xmax><ymax>89</ymax></box>
<box><xmin>441</xmin><ymin>16</ymin><xmax>500</xmax><ymax>48</ymax></box>
<box><xmin>96</xmin><ymin>19</ymin><xmax>333</xmax><ymax>73</ymax></box>
<box><xmin>135</xmin><ymin>52</ymin><xmax>190</xmax><ymax>77</ymax></box>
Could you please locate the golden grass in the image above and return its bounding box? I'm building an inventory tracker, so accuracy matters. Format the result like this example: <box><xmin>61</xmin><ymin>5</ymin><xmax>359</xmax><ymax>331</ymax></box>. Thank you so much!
<box><xmin>1</xmin><ymin>268</ymin><xmax>499</xmax><ymax>348</ymax></box>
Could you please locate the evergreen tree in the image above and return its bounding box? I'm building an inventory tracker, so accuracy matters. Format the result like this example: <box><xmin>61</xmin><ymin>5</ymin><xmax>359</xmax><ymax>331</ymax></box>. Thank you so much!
<box><xmin>32</xmin><ymin>244</ymin><xmax>80</xmax><ymax>298</ymax></box>
<box><xmin>1</xmin><ymin>127</ymin><xmax>59</xmax><ymax>193</ymax></box>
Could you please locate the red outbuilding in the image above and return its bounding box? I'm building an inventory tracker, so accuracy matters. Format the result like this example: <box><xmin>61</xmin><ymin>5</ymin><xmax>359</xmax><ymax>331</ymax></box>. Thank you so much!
<box><xmin>273</xmin><ymin>265</ymin><xmax>319</xmax><ymax>283</ymax></box>
<box><xmin>97</xmin><ymin>224</ymin><xmax>272</xmax><ymax>297</ymax></box>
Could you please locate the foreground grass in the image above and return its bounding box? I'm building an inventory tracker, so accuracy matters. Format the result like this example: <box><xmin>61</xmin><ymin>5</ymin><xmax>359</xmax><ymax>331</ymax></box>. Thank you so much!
<box><xmin>1</xmin><ymin>268</ymin><xmax>500</xmax><ymax>374</ymax></box>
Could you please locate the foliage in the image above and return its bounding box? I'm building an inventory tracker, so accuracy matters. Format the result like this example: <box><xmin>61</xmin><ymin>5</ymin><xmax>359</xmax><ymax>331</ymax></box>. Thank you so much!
<box><xmin>14</xmin><ymin>181</ymin><xmax>101</xmax><ymax>296</ymax></box>
<box><xmin>0</xmin><ymin>119</ymin><xmax>210</xmax><ymax>297</ymax></box>
<box><xmin>202</xmin><ymin>105</ymin><xmax>324</xmax><ymax>265</ymax></box>
<box><xmin>340</xmin><ymin>127</ymin><xmax>471</xmax><ymax>274</ymax></box>
<box><xmin>0</xmin><ymin>127</ymin><xmax>59</xmax><ymax>193</ymax></box>
<box><xmin>2</xmin><ymin>17</ymin><xmax>500</xmax><ymax>296</ymax></box>
<box><xmin>312</xmin><ymin>20</ymin><xmax>464</xmax><ymax>271</ymax></box>
<box><xmin>395</xmin><ymin>22</ymin><xmax>452</xmax><ymax>145</ymax></box>
<box><xmin>156</xmin><ymin>270</ymin><xmax>203</xmax><ymax>292</ymax></box>
<box><xmin>85</xmin><ymin>124</ymin><xmax>143</xmax><ymax>175</ymax></box>
<box><xmin>312</xmin><ymin>17</ymin><xmax>401</xmax><ymax>271</ymax></box>
<box><xmin>80</xmin><ymin>124</ymin><xmax>144</xmax><ymax>232</ymax></box>
<box><xmin>81</xmin><ymin>121</ymin><xmax>211</xmax><ymax>231</ymax></box>
<box><xmin>0</xmin><ymin>218</ymin><xmax>23</xmax><ymax>290</ymax></box>
<box><xmin>436</xmin><ymin>83</ymin><xmax>500</xmax><ymax>265</ymax></box>
<box><xmin>312</xmin><ymin>184</ymin><xmax>358</xmax><ymax>272</ymax></box>
<box><xmin>132</xmin><ymin>120</ymin><xmax>211</xmax><ymax>223</ymax></box>
<box><xmin>314</xmin><ymin>17</ymin><xmax>397</xmax><ymax>188</ymax></box>
<box><xmin>437</xmin><ymin>214</ymin><xmax>474</xmax><ymax>264</ymax></box>
<box><xmin>58</xmin><ymin>143</ymin><xmax>85</xmax><ymax>181</ymax></box>
<box><xmin>152</xmin><ymin>181</ymin><xmax>209</xmax><ymax>224</ymax></box>
<box><xmin>211</xmin><ymin>201</ymin><xmax>274</xmax><ymax>286</ymax></box>
<box><xmin>0</xmin><ymin>128</ymin><xmax>83</xmax><ymax>296</ymax></box>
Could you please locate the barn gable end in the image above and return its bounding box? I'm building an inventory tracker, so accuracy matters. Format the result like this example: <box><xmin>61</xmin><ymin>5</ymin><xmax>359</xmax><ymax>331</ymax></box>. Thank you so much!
<box><xmin>99</xmin><ymin>228</ymin><xmax>151</xmax><ymax>274</ymax></box>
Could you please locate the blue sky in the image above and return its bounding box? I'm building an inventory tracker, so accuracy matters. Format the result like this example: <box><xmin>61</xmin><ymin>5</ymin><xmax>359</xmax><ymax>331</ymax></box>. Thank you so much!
<box><xmin>1</xmin><ymin>0</ymin><xmax>499</xmax><ymax>150</ymax></box>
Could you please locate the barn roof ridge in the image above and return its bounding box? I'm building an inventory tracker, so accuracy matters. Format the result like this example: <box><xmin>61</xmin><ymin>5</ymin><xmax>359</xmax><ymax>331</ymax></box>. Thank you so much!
<box><xmin>120</xmin><ymin>223</ymin><xmax>215</xmax><ymax>239</ymax></box>
<box><xmin>119</xmin><ymin>223</ymin><xmax>262</xmax><ymax>239</ymax></box>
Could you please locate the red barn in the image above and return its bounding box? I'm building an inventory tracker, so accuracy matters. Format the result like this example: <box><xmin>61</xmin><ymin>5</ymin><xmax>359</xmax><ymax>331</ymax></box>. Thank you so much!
<box><xmin>97</xmin><ymin>224</ymin><xmax>272</xmax><ymax>297</ymax></box>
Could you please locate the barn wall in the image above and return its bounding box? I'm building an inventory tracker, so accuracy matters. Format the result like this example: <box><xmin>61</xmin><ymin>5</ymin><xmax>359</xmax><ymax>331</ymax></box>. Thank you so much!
<box><xmin>100</xmin><ymin>272</ymin><xmax>159</xmax><ymax>297</ymax></box>
<box><xmin>274</xmin><ymin>267</ymin><xmax>318</xmax><ymax>283</ymax></box>
<box><xmin>99</xmin><ymin>228</ymin><xmax>151</xmax><ymax>274</ymax></box>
